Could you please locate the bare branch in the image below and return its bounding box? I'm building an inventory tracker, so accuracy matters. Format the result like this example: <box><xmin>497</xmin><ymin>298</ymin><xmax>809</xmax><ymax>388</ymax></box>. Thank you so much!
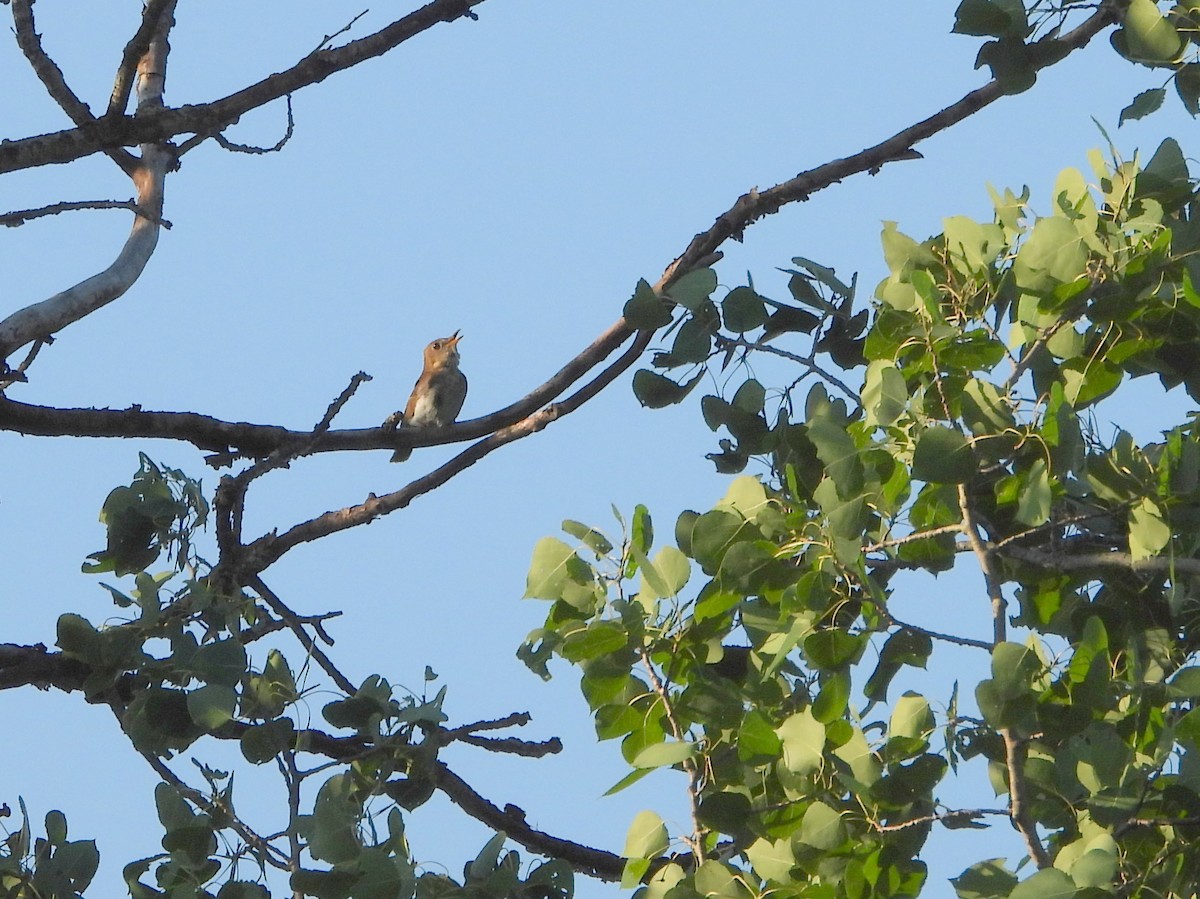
<box><xmin>0</xmin><ymin>0</ymin><xmax>490</xmax><ymax>176</ymax></box>
<box><xmin>211</xmin><ymin>95</ymin><xmax>296</xmax><ymax>156</ymax></box>
<box><xmin>0</xmin><ymin>1</ymin><xmax>178</xmax><ymax>361</ymax></box>
<box><xmin>108</xmin><ymin>0</ymin><xmax>175</xmax><ymax>117</ymax></box>
<box><xmin>250</xmin><ymin>576</ymin><xmax>357</xmax><ymax>696</ymax></box>
<box><xmin>137</xmin><ymin>750</ymin><xmax>292</xmax><ymax>872</ymax></box>
<box><xmin>11</xmin><ymin>0</ymin><xmax>137</xmax><ymax>174</ymax></box>
<box><xmin>433</xmin><ymin>761</ymin><xmax>625</xmax><ymax>881</ymax></box>
<box><xmin>1001</xmin><ymin>545</ymin><xmax>1200</xmax><ymax>577</ymax></box>
<box><xmin>0</xmin><ymin>199</ymin><xmax>172</xmax><ymax>229</ymax></box>
<box><xmin>240</xmin><ymin>334</ymin><xmax>651</xmax><ymax>575</ymax></box>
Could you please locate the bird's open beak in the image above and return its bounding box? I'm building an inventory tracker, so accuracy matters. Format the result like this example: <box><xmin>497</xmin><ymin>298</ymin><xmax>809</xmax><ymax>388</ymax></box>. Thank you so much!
<box><xmin>449</xmin><ymin>330</ymin><xmax>463</xmax><ymax>346</ymax></box>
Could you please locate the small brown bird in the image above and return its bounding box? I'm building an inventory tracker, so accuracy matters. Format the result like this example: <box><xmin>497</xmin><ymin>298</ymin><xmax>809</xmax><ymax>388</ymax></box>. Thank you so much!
<box><xmin>387</xmin><ymin>331</ymin><xmax>467</xmax><ymax>462</ymax></box>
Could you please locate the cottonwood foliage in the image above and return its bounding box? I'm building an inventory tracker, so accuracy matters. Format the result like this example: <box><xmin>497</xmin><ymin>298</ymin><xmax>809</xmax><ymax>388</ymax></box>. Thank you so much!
<box><xmin>527</xmin><ymin>140</ymin><xmax>1200</xmax><ymax>898</ymax></box>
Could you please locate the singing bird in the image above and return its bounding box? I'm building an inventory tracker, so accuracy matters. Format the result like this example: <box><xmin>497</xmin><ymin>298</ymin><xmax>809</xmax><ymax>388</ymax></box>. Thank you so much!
<box><xmin>387</xmin><ymin>331</ymin><xmax>467</xmax><ymax>462</ymax></box>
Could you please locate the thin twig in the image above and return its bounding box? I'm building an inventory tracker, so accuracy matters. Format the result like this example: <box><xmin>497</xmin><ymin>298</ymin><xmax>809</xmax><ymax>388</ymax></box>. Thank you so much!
<box><xmin>639</xmin><ymin>649</ymin><xmax>706</xmax><ymax>862</ymax></box>
<box><xmin>251</xmin><ymin>576</ymin><xmax>357</xmax><ymax>696</ymax></box>
<box><xmin>880</xmin><ymin>612</ymin><xmax>993</xmax><ymax>651</ymax></box>
<box><xmin>0</xmin><ymin>199</ymin><xmax>173</xmax><ymax>229</ymax></box>
<box><xmin>311</xmin><ymin>10</ymin><xmax>370</xmax><ymax>54</ymax></box>
<box><xmin>956</xmin><ymin>483</ymin><xmax>1051</xmax><ymax>869</ymax></box>
<box><xmin>137</xmin><ymin>747</ymin><xmax>291</xmax><ymax>871</ymax></box>
<box><xmin>213</xmin><ymin>95</ymin><xmax>296</xmax><ymax>155</ymax></box>
<box><xmin>276</xmin><ymin>752</ymin><xmax>305</xmax><ymax>899</ymax></box>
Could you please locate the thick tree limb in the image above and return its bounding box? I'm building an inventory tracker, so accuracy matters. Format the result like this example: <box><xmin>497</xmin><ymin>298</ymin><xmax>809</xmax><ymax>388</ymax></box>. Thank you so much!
<box><xmin>0</xmin><ymin>1</ymin><xmax>177</xmax><ymax>360</ymax></box>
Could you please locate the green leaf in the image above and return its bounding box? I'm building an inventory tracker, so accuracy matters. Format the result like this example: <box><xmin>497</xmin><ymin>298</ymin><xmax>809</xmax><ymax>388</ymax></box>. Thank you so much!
<box><xmin>952</xmin><ymin>0</ymin><xmax>1015</xmax><ymax>38</ymax></box>
<box><xmin>1120</xmin><ymin>0</ymin><xmax>1183</xmax><ymax>63</ymax></box>
<box><xmin>803</xmin><ymin>629</ymin><xmax>865</xmax><ymax>669</ymax></box>
<box><xmin>951</xmin><ymin>859</ymin><xmax>1017</xmax><ymax>898</ymax></box>
<box><xmin>290</xmin><ymin>869</ymin><xmax>359</xmax><ymax>899</ymax></box>
<box><xmin>1008</xmin><ymin>868</ymin><xmax>1076</xmax><ymax>898</ymax></box>
<box><xmin>623</xmin><ymin>810</ymin><xmax>668</xmax><ymax>859</ymax></box>
<box><xmin>1014</xmin><ymin>215</ymin><xmax>1087</xmax><ymax>291</ymax></box>
<box><xmin>890</xmin><ymin>692</ymin><xmax>933</xmax><ymax>742</ymax></box>
<box><xmin>776</xmin><ymin>709</ymin><xmax>825</xmax><ymax>775</ymax></box>
<box><xmin>631</xmin><ymin>741</ymin><xmax>694</xmax><ymax>769</ymax></box>
<box><xmin>912</xmin><ymin>426</ymin><xmax>975</xmax><ymax>484</ymax></box>
<box><xmin>699</xmin><ymin>792</ymin><xmax>754</xmax><ymax>837</ymax></box>
<box><xmin>745</xmin><ymin>838</ymin><xmax>795</xmax><ymax>883</ymax></box>
<box><xmin>187</xmin><ymin>684</ymin><xmax>237</xmax><ymax>730</ymax></box>
<box><xmin>650</xmin><ymin>545</ymin><xmax>689</xmax><ymax>596</ymax></box>
<box><xmin>632</xmin><ymin>369</ymin><xmax>703</xmax><ymax>408</ymax></box>
<box><xmin>562</xmin><ymin>520</ymin><xmax>613</xmax><ymax>555</ymax></box>
<box><xmin>666</xmin><ymin>268</ymin><xmax>718</xmax><ymax>311</ymax></box>
<box><xmin>738</xmin><ymin>710</ymin><xmax>783</xmax><ymax>760</ymax></box>
<box><xmin>1016</xmin><ymin>459</ymin><xmax>1051</xmax><ymax>526</ymax></box>
<box><xmin>798</xmin><ymin>801</ymin><xmax>844</xmax><ymax>850</ymax></box>
<box><xmin>865</xmin><ymin>629</ymin><xmax>933</xmax><ymax>702</ymax></box>
<box><xmin>155</xmin><ymin>783</ymin><xmax>194</xmax><ymax>832</ymax></box>
<box><xmin>623</xmin><ymin>279</ymin><xmax>672</xmax><ymax>329</ymax></box>
<box><xmin>1168</xmin><ymin>666</ymin><xmax>1200</xmax><ymax>697</ymax></box>
<box><xmin>813</xmin><ymin>671</ymin><xmax>851</xmax><ymax>723</ymax></box>
<box><xmin>1119</xmin><ymin>87</ymin><xmax>1166</xmax><ymax>124</ymax></box>
<box><xmin>1129</xmin><ymin>496</ymin><xmax>1171</xmax><ymax>561</ymax></box>
<box><xmin>723</xmin><ymin>286</ymin><xmax>768</xmax><ymax>332</ymax></box>
<box><xmin>524</xmin><ymin>537</ymin><xmax>579</xmax><ymax>600</ymax></box>
<box><xmin>190</xmin><ymin>639</ymin><xmax>247</xmax><ymax>687</ymax></box>
<box><xmin>561</xmin><ymin>621</ymin><xmax>628</xmax><ymax>662</ymax></box>
<box><xmin>1175</xmin><ymin>63</ymin><xmax>1200</xmax><ymax>116</ymax></box>
<box><xmin>862</xmin><ymin>361</ymin><xmax>907</xmax><ymax>428</ymax></box>
<box><xmin>240</xmin><ymin>717</ymin><xmax>296</xmax><ymax>764</ymax></box>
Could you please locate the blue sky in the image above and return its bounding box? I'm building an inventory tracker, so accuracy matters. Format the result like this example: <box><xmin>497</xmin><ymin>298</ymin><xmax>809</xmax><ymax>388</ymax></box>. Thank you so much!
<box><xmin>2</xmin><ymin>2</ymin><xmax>1197</xmax><ymax>896</ymax></box>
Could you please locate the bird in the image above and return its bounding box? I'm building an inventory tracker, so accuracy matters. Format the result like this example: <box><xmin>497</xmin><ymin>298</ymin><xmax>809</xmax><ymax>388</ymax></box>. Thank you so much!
<box><xmin>386</xmin><ymin>330</ymin><xmax>467</xmax><ymax>462</ymax></box>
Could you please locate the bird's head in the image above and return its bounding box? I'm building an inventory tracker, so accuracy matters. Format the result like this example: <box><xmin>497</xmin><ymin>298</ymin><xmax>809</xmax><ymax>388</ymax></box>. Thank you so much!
<box><xmin>424</xmin><ymin>330</ymin><xmax>462</xmax><ymax>368</ymax></box>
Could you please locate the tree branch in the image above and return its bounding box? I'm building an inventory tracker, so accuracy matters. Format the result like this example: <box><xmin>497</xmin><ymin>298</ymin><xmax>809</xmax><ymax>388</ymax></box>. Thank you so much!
<box><xmin>108</xmin><ymin>0</ymin><xmax>175</xmax><ymax>117</ymax></box>
<box><xmin>11</xmin><ymin>0</ymin><xmax>138</xmax><ymax>174</ymax></box>
<box><xmin>0</xmin><ymin>0</ymin><xmax>177</xmax><ymax>361</ymax></box>
<box><xmin>0</xmin><ymin>198</ymin><xmax>172</xmax><ymax>229</ymax></box>
<box><xmin>432</xmin><ymin>761</ymin><xmax>625</xmax><ymax>881</ymax></box>
<box><xmin>0</xmin><ymin>0</ymin><xmax>490</xmax><ymax>176</ymax></box>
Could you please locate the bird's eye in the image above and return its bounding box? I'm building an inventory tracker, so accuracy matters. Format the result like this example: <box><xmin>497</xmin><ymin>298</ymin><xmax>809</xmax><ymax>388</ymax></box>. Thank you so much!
<box><xmin>432</xmin><ymin>341</ymin><xmax>442</xmax><ymax>350</ymax></box>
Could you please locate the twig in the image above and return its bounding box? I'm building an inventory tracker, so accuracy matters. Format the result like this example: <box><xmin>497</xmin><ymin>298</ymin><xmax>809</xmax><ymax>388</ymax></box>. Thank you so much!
<box><xmin>213</xmin><ymin>95</ymin><xmax>296</xmax><ymax>155</ymax></box>
<box><xmin>276</xmin><ymin>753</ymin><xmax>305</xmax><ymax>899</ymax></box>
<box><xmin>433</xmin><ymin>761</ymin><xmax>626</xmax><ymax>881</ymax></box>
<box><xmin>639</xmin><ymin>649</ymin><xmax>707</xmax><ymax>863</ymax></box>
<box><xmin>956</xmin><ymin>484</ymin><xmax>1051</xmax><ymax>869</ymax></box>
<box><xmin>241</xmin><ymin>609</ymin><xmax>342</xmax><ymax>646</ymax></box>
<box><xmin>0</xmin><ymin>338</ymin><xmax>47</xmax><ymax>389</ymax></box>
<box><xmin>713</xmin><ymin>334</ymin><xmax>859</xmax><ymax>405</ymax></box>
<box><xmin>879</xmin><ymin>612</ymin><xmax>993</xmax><ymax>651</ymax></box>
<box><xmin>213</xmin><ymin>372</ymin><xmax>371</xmax><ymax>570</ymax></box>
<box><xmin>311</xmin><ymin>9</ymin><xmax>370</xmax><ymax>54</ymax></box>
<box><xmin>250</xmin><ymin>577</ymin><xmax>357</xmax><ymax>696</ymax></box>
<box><xmin>0</xmin><ymin>199</ymin><xmax>172</xmax><ymax>229</ymax></box>
<box><xmin>864</xmin><ymin>523</ymin><xmax>966</xmax><ymax>553</ymax></box>
<box><xmin>137</xmin><ymin>747</ymin><xmax>292</xmax><ymax>871</ymax></box>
